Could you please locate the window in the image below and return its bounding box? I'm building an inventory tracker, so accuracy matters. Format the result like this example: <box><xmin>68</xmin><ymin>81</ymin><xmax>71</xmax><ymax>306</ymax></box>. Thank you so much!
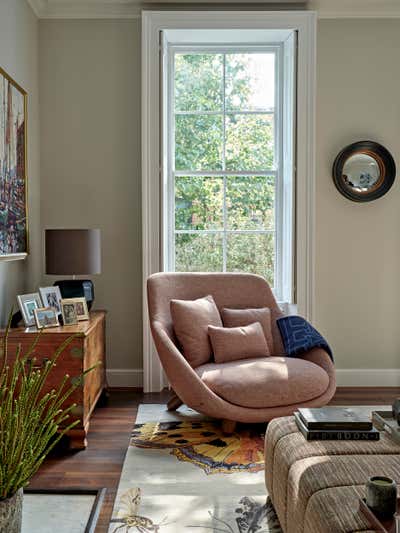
<box><xmin>163</xmin><ymin>32</ymin><xmax>295</xmax><ymax>303</ymax></box>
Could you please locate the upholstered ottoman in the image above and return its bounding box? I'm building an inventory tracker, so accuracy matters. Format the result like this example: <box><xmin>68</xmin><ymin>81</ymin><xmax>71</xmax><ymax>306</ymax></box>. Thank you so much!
<box><xmin>265</xmin><ymin>416</ymin><xmax>400</xmax><ymax>533</ymax></box>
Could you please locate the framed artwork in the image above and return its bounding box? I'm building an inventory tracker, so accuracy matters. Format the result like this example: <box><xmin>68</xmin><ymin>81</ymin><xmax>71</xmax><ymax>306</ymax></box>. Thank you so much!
<box><xmin>0</xmin><ymin>67</ymin><xmax>28</xmax><ymax>259</ymax></box>
<box><xmin>61</xmin><ymin>299</ymin><xmax>78</xmax><ymax>326</ymax></box>
<box><xmin>34</xmin><ymin>307</ymin><xmax>59</xmax><ymax>329</ymax></box>
<box><xmin>17</xmin><ymin>293</ymin><xmax>43</xmax><ymax>327</ymax></box>
<box><xmin>39</xmin><ymin>286</ymin><xmax>62</xmax><ymax>316</ymax></box>
<box><xmin>63</xmin><ymin>297</ymin><xmax>89</xmax><ymax>321</ymax></box>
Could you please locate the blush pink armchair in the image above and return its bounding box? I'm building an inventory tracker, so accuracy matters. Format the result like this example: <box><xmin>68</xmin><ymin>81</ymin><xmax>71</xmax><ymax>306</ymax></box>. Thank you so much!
<box><xmin>147</xmin><ymin>272</ymin><xmax>336</xmax><ymax>433</ymax></box>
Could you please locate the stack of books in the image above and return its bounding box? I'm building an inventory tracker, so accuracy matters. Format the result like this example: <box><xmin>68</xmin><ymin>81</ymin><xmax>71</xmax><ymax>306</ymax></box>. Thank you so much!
<box><xmin>294</xmin><ymin>407</ymin><xmax>380</xmax><ymax>441</ymax></box>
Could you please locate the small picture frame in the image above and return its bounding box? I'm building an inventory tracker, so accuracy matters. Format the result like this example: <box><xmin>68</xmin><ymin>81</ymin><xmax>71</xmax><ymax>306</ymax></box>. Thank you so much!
<box><xmin>17</xmin><ymin>293</ymin><xmax>43</xmax><ymax>327</ymax></box>
<box><xmin>34</xmin><ymin>307</ymin><xmax>60</xmax><ymax>329</ymax></box>
<box><xmin>61</xmin><ymin>299</ymin><xmax>79</xmax><ymax>326</ymax></box>
<box><xmin>39</xmin><ymin>286</ymin><xmax>62</xmax><ymax>316</ymax></box>
<box><xmin>68</xmin><ymin>297</ymin><xmax>89</xmax><ymax>321</ymax></box>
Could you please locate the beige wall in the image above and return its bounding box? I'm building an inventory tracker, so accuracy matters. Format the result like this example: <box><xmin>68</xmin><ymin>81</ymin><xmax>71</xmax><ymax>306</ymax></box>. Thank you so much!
<box><xmin>0</xmin><ymin>0</ymin><xmax>40</xmax><ymax>325</ymax></box>
<box><xmin>38</xmin><ymin>17</ymin><xmax>400</xmax><ymax>379</ymax></box>
<box><xmin>316</xmin><ymin>19</ymin><xmax>400</xmax><ymax>370</ymax></box>
<box><xmin>39</xmin><ymin>20</ymin><xmax>142</xmax><ymax>374</ymax></box>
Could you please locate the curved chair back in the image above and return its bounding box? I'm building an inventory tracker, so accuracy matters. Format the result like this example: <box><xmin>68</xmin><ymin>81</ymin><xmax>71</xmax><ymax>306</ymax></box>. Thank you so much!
<box><xmin>147</xmin><ymin>272</ymin><xmax>285</xmax><ymax>355</ymax></box>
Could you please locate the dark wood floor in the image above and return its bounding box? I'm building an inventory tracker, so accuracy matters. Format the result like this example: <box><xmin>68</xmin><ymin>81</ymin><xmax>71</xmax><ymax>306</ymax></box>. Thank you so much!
<box><xmin>30</xmin><ymin>387</ymin><xmax>400</xmax><ymax>532</ymax></box>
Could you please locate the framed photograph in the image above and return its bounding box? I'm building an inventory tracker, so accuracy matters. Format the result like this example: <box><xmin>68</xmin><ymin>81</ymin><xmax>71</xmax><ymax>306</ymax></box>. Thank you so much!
<box><xmin>0</xmin><ymin>67</ymin><xmax>28</xmax><ymax>260</ymax></box>
<box><xmin>66</xmin><ymin>297</ymin><xmax>89</xmax><ymax>321</ymax></box>
<box><xmin>17</xmin><ymin>293</ymin><xmax>43</xmax><ymax>327</ymax></box>
<box><xmin>33</xmin><ymin>307</ymin><xmax>59</xmax><ymax>329</ymax></box>
<box><xmin>39</xmin><ymin>286</ymin><xmax>62</xmax><ymax>315</ymax></box>
<box><xmin>61</xmin><ymin>299</ymin><xmax>78</xmax><ymax>326</ymax></box>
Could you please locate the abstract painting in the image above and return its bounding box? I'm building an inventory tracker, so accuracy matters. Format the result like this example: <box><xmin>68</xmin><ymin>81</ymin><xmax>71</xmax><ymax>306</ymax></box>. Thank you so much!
<box><xmin>0</xmin><ymin>67</ymin><xmax>27</xmax><ymax>257</ymax></box>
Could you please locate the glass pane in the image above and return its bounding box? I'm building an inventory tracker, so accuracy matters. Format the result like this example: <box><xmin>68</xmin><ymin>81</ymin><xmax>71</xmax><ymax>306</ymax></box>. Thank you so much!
<box><xmin>226</xmin><ymin>233</ymin><xmax>274</xmax><ymax>286</ymax></box>
<box><xmin>226</xmin><ymin>175</ymin><xmax>274</xmax><ymax>230</ymax></box>
<box><xmin>175</xmin><ymin>54</ymin><xmax>223</xmax><ymax>112</ymax></box>
<box><xmin>175</xmin><ymin>233</ymin><xmax>223</xmax><ymax>271</ymax></box>
<box><xmin>175</xmin><ymin>115</ymin><xmax>223</xmax><ymax>171</ymax></box>
<box><xmin>225</xmin><ymin>53</ymin><xmax>275</xmax><ymax>112</ymax></box>
<box><xmin>225</xmin><ymin>114</ymin><xmax>274</xmax><ymax>171</ymax></box>
<box><xmin>175</xmin><ymin>176</ymin><xmax>223</xmax><ymax>230</ymax></box>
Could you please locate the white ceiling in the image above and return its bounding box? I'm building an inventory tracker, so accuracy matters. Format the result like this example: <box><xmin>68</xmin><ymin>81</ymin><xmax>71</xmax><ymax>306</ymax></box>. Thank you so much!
<box><xmin>27</xmin><ymin>0</ymin><xmax>400</xmax><ymax>19</ymax></box>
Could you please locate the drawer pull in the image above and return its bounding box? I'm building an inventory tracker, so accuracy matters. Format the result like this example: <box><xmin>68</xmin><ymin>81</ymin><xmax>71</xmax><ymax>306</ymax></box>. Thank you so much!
<box><xmin>70</xmin><ymin>347</ymin><xmax>83</xmax><ymax>359</ymax></box>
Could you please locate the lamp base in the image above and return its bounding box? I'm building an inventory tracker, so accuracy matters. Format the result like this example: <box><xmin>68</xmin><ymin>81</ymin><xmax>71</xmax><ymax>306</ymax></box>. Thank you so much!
<box><xmin>54</xmin><ymin>280</ymin><xmax>95</xmax><ymax>310</ymax></box>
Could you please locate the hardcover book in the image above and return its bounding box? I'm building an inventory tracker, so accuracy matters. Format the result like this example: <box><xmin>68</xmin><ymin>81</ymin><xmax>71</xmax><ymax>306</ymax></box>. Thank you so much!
<box><xmin>294</xmin><ymin>412</ymin><xmax>379</xmax><ymax>441</ymax></box>
<box><xmin>298</xmin><ymin>407</ymin><xmax>373</xmax><ymax>431</ymax></box>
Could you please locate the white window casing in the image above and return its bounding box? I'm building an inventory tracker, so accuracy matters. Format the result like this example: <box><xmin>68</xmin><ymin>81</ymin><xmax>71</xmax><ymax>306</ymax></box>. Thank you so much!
<box><xmin>142</xmin><ymin>11</ymin><xmax>316</xmax><ymax>392</ymax></box>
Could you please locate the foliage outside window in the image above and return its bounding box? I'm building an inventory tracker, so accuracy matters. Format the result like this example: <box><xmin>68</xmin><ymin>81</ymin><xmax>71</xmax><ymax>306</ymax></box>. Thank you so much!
<box><xmin>170</xmin><ymin>50</ymin><xmax>278</xmax><ymax>287</ymax></box>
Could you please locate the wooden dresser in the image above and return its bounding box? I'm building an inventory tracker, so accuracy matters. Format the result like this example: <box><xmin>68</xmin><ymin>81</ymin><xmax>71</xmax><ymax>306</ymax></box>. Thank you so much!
<box><xmin>2</xmin><ymin>310</ymin><xmax>107</xmax><ymax>449</ymax></box>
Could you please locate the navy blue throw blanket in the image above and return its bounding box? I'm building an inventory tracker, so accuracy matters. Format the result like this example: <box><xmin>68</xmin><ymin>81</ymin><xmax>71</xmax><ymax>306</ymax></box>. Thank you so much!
<box><xmin>277</xmin><ymin>315</ymin><xmax>333</xmax><ymax>361</ymax></box>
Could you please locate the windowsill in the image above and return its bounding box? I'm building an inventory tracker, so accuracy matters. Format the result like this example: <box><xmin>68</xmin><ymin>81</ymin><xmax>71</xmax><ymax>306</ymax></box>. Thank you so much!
<box><xmin>278</xmin><ymin>301</ymin><xmax>298</xmax><ymax>315</ymax></box>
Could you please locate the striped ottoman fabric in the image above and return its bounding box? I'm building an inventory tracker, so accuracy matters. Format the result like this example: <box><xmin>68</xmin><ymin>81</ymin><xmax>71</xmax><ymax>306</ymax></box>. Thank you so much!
<box><xmin>265</xmin><ymin>416</ymin><xmax>400</xmax><ymax>533</ymax></box>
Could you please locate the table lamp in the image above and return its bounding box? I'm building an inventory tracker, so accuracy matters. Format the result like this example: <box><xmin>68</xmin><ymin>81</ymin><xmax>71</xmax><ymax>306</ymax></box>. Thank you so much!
<box><xmin>45</xmin><ymin>229</ymin><xmax>101</xmax><ymax>310</ymax></box>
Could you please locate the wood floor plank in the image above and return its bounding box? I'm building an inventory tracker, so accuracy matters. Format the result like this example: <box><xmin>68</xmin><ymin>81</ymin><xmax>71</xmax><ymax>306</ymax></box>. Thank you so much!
<box><xmin>30</xmin><ymin>391</ymin><xmax>138</xmax><ymax>532</ymax></box>
<box><xmin>29</xmin><ymin>387</ymin><xmax>400</xmax><ymax>532</ymax></box>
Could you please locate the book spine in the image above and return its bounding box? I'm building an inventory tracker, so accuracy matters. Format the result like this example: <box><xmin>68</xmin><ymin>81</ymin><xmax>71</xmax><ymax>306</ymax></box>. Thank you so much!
<box><xmin>299</xmin><ymin>412</ymin><xmax>372</xmax><ymax>431</ymax></box>
<box><xmin>306</xmin><ymin>424</ymin><xmax>373</xmax><ymax>431</ymax></box>
<box><xmin>298</xmin><ymin>411</ymin><xmax>372</xmax><ymax>431</ymax></box>
<box><xmin>304</xmin><ymin>431</ymin><xmax>379</xmax><ymax>441</ymax></box>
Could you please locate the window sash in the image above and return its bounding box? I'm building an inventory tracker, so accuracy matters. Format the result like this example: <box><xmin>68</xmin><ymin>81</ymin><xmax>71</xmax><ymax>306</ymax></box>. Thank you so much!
<box><xmin>165</xmin><ymin>43</ymin><xmax>285</xmax><ymax>298</ymax></box>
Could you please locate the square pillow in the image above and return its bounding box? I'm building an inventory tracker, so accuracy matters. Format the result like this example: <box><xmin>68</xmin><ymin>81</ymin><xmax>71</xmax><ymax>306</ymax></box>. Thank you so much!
<box><xmin>221</xmin><ymin>307</ymin><xmax>274</xmax><ymax>353</ymax></box>
<box><xmin>208</xmin><ymin>322</ymin><xmax>270</xmax><ymax>364</ymax></box>
<box><xmin>170</xmin><ymin>294</ymin><xmax>222</xmax><ymax>367</ymax></box>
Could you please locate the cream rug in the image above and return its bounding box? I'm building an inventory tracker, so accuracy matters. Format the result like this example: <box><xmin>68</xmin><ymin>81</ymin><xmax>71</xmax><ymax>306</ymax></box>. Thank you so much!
<box><xmin>108</xmin><ymin>404</ymin><xmax>281</xmax><ymax>533</ymax></box>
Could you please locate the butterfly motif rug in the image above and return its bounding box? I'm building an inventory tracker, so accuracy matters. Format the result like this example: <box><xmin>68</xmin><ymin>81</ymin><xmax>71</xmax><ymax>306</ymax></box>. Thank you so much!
<box><xmin>109</xmin><ymin>404</ymin><xmax>282</xmax><ymax>533</ymax></box>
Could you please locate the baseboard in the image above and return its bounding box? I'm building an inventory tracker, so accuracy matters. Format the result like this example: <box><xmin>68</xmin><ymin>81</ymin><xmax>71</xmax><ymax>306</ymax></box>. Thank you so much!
<box><xmin>106</xmin><ymin>368</ymin><xmax>143</xmax><ymax>388</ymax></box>
<box><xmin>336</xmin><ymin>369</ymin><xmax>400</xmax><ymax>387</ymax></box>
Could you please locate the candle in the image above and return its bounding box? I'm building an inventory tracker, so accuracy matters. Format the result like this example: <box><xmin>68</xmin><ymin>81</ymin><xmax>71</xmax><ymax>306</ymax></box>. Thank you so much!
<box><xmin>366</xmin><ymin>476</ymin><xmax>397</xmax><ymax>519</ymax></box>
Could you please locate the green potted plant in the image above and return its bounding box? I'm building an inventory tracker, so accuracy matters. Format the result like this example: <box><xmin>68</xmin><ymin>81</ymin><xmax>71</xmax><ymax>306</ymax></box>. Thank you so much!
<box><xmin>0</xmin><ymin>313</ymin><xmax>97</xmax><ymax>532</ymax></box>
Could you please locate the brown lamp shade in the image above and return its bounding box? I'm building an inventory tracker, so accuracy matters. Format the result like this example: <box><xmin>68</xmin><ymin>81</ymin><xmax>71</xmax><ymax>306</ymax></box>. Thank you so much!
<box><xmin>45</xmin><ymin>229</ymin><xmax>101</xmax><ymax>275</ymax></box>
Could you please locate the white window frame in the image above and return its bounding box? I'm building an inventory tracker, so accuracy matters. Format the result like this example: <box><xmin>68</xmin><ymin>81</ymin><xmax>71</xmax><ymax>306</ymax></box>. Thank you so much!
<box><xmin>142</xmin><ymin>10</ymin><xmax>316</xmax><ymax>392</ymax></box>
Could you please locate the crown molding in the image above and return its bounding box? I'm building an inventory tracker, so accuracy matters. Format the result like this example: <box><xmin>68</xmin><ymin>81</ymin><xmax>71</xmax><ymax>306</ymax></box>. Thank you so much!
<box><xmin>27</xmin><ymin>0</ymin><xmax>305</xmax><ymax>20</ymax></box>
<box><xmin>28</xmin><ymin>0</ymin><xmax>141</xmax><ymax>18</ymax></box>
<box><xmin>26</xmin><ymin>0</ymin><xmax>48</xmax><ymax>17</ymax></box>
<box><xmin>311</xmin><ymin>0</ymin><xmax>400</xmax><ymax>19</ymax></box>
<box><xmin>27</xmin><ymin>0</ymin><xmax>400</xmax><ymax>19</ymax></box>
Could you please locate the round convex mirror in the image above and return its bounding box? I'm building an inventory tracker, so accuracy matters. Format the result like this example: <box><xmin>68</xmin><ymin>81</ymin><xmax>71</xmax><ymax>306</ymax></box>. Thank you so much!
<box><xmin>332</xmin><ymin>141</ymin><xmax>396</xmax><ymax>202</ymax></box>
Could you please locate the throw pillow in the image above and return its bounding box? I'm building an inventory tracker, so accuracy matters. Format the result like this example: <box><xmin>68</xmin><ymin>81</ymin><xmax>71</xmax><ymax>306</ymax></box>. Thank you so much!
<box><xmin>221</xmin><ymin>307</ymin><xmax>274</xmax><ymax>353</ymax></box>
<box><xmin>208</xmin><ymin>322</ymin><xmax>270</xmax><ymax>364</ymax></box>
<box><xmin>170</xmin><ymin>294</ymin><xmax>222</xmax><ymax>367</ymax></box>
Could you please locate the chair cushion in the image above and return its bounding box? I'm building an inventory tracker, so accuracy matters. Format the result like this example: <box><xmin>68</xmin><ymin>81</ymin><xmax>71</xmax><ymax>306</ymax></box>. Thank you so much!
<box><xmin>195</xmin><ymin>356</ymin><xmax>330</xmax><ymax>408</ymax></box>
<box><xmin>221</xmin><ymin>307</ymin><xmax>274</xmax><ymax>353</ymax></box>
<box><xmin>208</xmin><ymin>322</ymin><xmax>270</xmax><ymax>363</ymax></box>
<box><xmin>170</xmin><ymin>294</ymin><xmax>222</xmax><ymax>367</ymax></box>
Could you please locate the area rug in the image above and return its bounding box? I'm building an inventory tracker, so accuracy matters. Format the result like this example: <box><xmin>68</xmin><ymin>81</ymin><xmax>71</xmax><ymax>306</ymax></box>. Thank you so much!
<box><xmin>109</xmin><ymin>404</ymin><xmax>281</xmax><ymax>533</ymax></box>
<box><xmin>131</xmin><ymin>418</ymin><xmax>265</xmax><ymax>475</ymax></box>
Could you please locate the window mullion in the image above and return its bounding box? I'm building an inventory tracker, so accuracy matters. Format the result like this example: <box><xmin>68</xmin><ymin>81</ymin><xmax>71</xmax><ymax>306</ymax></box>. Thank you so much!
<box><xmin>174</xmin><ymin>170</ymin><xmax>277</xmax><ymax>177</ymax></box>
<box><xmin>274</xmin><ymin>45</ymin><xmax>284</xmax><ymax>301</ymax></box>
<box><xmin>168</xmin><ymin>49</ymin><xmax>176</xmax><ymax>272</ymax></box>
<box><xmin>222</xmin><ymin>53</ymin><xmax>227</xmax><ymax>272</ymax></box>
